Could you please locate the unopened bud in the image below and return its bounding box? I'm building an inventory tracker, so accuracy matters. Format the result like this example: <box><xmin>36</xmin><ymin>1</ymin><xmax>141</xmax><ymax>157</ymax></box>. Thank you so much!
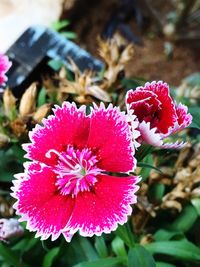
<box><xmin>0</xmin><ymin>218</ymin><xmax>24</xmax><ymax>241</ymax></box>
<box><xmin>33</xmin><ymin>104</ymin><xmax>51</xmax><ymax>123</ymax></box>
<box><xmin>19</xmin><ymin>83</ymin><xmax>37</xmax><ymax>117</ymax></box>
<box><xmin>3</xmin><ymin>89</ymin><xmax>16</xmax><ymax>117</ymax></box>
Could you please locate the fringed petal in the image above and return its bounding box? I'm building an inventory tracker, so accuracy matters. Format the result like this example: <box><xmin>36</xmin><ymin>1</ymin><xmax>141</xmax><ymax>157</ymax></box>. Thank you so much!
<box><xmin>138</xmin><ymin>121</ymin><xmax>163</xmax><ymax>147</ymax></box>
<box><xmin>23</xmin><ymin>102</ymin><xmax>90</xmax><ymax>165</ymax></box>
<box><xmin>87</xmin><ymin>103</ymin><xmax>136</xmax><ymax>173</ymax></box>
<box><xmin>64</xmin><ymin>175</ymin><xmax>140</xmax><ymax>237</ymax></box>
<box><xmin>11</xmin><ymin>162</ymin><xmax>75</xmax><ymax>241</ymax></box>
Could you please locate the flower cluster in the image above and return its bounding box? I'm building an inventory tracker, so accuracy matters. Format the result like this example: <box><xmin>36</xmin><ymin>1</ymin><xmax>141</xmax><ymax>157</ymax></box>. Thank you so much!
<box><xmin>126</xmin><ymin>81</ymin><xmax>192</xmax><ymax>148</ymax></box>
<box><xmin>0</xmin><ymin>54</ymin><xmax>11</xmax><ymax>86</ymax></box>
<box><xmin>12</xmin><ymin>80</ymin><xmax>192</xmax><ymax>242</ymax></box>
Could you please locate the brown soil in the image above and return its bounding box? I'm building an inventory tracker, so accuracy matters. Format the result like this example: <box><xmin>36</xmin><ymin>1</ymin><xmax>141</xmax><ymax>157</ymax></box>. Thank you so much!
<box><xmin>125</xmin><ymin>37</ymin><xmax>200</xmax><ymax>85</ymax></box>
<box><xmin>67</xmin><ymin>0</ymin><xmax>200</xmax><ymax>86</ymax></box>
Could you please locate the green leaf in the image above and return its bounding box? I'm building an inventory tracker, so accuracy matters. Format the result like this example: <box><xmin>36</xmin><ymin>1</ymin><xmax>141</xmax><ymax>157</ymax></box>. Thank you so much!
<box><xmin>11</xmin><ymin>143</ymin><xmax>26</xmax><ymax>163</ymax></box>
<box><xmin>0</xmin><ymin>148</ymin><xmax>23</xmax><ymax>182</ymax></box>
<box><xmin>0</xmin><ymin>243</ymin><xmax>28</xmax><ymax>267</ymax></box>
<box><xmin>79</xmin><ymin>237</ymin><xmax>99</xmax><ymax>260</ymax></box>
<box><xmin>128</xmin><ymin>245</ymin><xmax>156</xmax><ymax>267</ymax></box>
<box><xmin>73</xmin><ymin>257</ymin><xmax>126</xmax><ymax>267</ymax></box>
<box><xmin>48</xmin><ymin>59</ymin><xmax>63</xmax><ymax>71</ymax></box>
<box><xmin>154</xmin><ymin>229</ymin><xmax>184</xmax><ymax>241</ymax></box>
<box><xmin>137</xmin><ymin>154</ymin><xmax>153</xmax><ymax>180</ymax></box>
<box><xmin>135</xmin><ymin>145</ymin><xmax>154</xmax><ymax>162</ymax></box>
<box><xmin>42</xmin><ymin>247</ymin><xmax>60</xmax><ymax>267</ymax></box>
<box><xmin>188</xmin><ymin>107</ymin><xmax>200</xmax><ymax>130</ymax></box>
<box><xmin>156</xmin><ymin>262</ymin><xmax>176</xmax><ymax>267</ymax></box>
<box><xmin>37</xmin><ymin>87</ymin><xmax>47</xmax><ymax>107</ymax></box>
<box><xmin>61</xmin><ymin>31</ymin><xmax>77</xmax><ymax>39</ymax></box>
<box><xmin>13</xmin><ymin>236</ymin><xmax>39</xmax><ymax>252</ymax></box>
<box><xmin>145</xmin><ymin>239</ymin><xmax>200</xmax><ymax>262</ymax></box>
<box><xmin>138</xmin><ymin>162</ymin><xmax>162</xmax><ymax>174</ymax></box>
<box><xmin>191</xmin><ymin>198</ymin><xmax>200</xmax><ymax>216</ymax></box>
<box><xmin>95</xmin><ymin>236</ymin><xmax>108</xmax><ymax>258</ymax></box>
<box><xmin>169</xmin><ymin>204</ymin><xmax>198</xmax><ymax>232</ymax></box>
<box><xmin>115</xmin><ymin>224</ymin><xmax>135</xmax><ymax>248</ymax></box>
<box><xmin>111</xmin><ymin>237</ymin><xmax>127</xmax><ymax>257</ymax></box>
<box><xmin>148</xmin><ymin>183</ymin><xmax>165</xmax><ymax>202</ymax></box>
<box><xmin>51</xmin><ymin>20</ymin><xmax>70</xmax><ymax>31</ymax></box>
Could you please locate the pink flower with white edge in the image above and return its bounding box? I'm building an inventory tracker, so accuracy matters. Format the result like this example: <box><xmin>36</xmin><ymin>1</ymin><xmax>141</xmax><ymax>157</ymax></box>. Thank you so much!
<box><xmin>126</xmin><ymin>81</ymin><xmax>192</xmax><ymax>148</ymax></box>
<box><xmin>0</xmin><ymin>54</ymin><xmax>12</xmax><ymax>85</ymax></box>
<box><xmin>11</xmin><ymin>102</ymin><xmax>139</xmax><ymax>242</ymax></box>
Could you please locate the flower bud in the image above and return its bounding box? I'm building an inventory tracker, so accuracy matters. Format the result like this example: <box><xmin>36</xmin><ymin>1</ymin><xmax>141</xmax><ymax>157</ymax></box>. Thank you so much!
<box><xmin>19</xmin><ymin>83</ymin><xmax>37</xmax><ymax>117</ymax></box>
<box><xmin>33</xmin><ymin>104</ymin><xmax>51</xmax><ymax>123</ymax></box>
<box><xmin>0</xmin><ymin>218</ymin><xmax>24</xmax><ymax>241</ymax></box>
<box><xmin>3</xmin><ymin>89</ymin><xmax>16</xmax><ymax>118</ymax></box>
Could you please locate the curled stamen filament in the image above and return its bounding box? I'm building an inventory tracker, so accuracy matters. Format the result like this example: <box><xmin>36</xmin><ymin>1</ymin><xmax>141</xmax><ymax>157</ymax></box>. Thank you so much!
<box><xmin>46</xmin><ymin>149</ymin><xmax>75</xmax><ymax>169</ymax></box>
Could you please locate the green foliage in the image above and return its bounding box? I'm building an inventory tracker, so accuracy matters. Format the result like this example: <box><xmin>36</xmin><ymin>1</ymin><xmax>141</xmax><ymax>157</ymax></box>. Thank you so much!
<box><xmin>73</xmin><ymin>257</ymin><xmax>126</xmax><ymax>267</ymax></box>
<box><xmin>37</xmin><ymin>87</ymin><xmax>47</xmax><ymax>107</ymax></box>
<box><xmin>42</xmin><ymin>247</ymin><xmax>60</xmax><ymax>267</ymax></box>
<box><xmin>95</xmin><ymin>237</ymin><xmax>108</xmax><ymax>258</ymax></box>
<box><xmin>145</xmin><ymin>239</ymin><xmax>200</xmax><ymax>262</ymax></box>
<box><xmin>189</xmin><ymin>106</ymin><xmax>200</xmax><ymax>130</ymax></box>
<box><xmin>51</xmin><ymin>20</ymin><xmax>77</xmax><ymax>39</ymax></box>
<box><xmin>0</xmin><ymin>145</ymin><xmax>24</xmax><ymax>182</ymax></box>
<box><xmin>128</xmin><ymin>245</ymin><xmax>156</xmax><ymax>267</ymax></box>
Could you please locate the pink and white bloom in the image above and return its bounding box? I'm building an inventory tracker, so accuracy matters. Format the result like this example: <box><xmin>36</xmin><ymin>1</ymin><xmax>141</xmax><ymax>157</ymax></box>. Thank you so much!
<box><xmin>12</xmin><ymin>102</ymin><xmax>139</xmax><ymax>242</ymax></box>
<box><xmin>0</xmin><ymin>54</ymin><xmax>11</xmax><ymax>85</ymax></box>
<box><xmin>126</xmin><ymin>81</ymin><xmax>192</xmax><ymax>148</ymax></box>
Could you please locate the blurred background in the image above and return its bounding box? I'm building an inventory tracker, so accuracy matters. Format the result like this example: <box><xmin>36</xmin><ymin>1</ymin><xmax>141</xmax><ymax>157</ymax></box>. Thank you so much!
<box><xmin>1</xmin><ymin>0</ymin><xmax>200</xmax><ymax>85</ymax></box>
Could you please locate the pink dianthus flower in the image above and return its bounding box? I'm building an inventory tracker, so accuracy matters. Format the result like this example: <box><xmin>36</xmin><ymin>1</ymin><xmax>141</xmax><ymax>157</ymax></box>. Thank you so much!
<box><xmin>12</xmin><ymin>102</ymin><xmax>139</xmax><ymax>241</ymax></box>
<box><xmin>0</xmin><ymin>54</ymin><xmax>12</xmax><ymax>85</ymax></box>
<box><xmin>126</xmin><ymin>81</ymin><xmax>192</xmax><ymax>148</ymax></box>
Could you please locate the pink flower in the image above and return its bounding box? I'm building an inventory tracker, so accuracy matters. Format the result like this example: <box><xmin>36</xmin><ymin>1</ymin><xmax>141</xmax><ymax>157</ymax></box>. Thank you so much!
<box><xmin>12</xmin><ymin>102</ymin><xmax>139</xmax><ymax>241</ymax></box>
<box><xmin>126</xmin><ymin>81</ymin><xmax>192</xmax><ymax>148</ymax></box>
<box><xmin>0</xmin><ymin>54</ymin><xmax>12</xmax><ymax>85</ymax></box>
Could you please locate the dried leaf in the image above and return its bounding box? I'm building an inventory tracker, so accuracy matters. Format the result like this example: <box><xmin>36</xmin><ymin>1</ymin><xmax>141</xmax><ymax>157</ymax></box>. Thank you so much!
<box><xmin>10</xmin><ymin>118</ymin><xmax>27</xmax><ymax>137</ymax></box>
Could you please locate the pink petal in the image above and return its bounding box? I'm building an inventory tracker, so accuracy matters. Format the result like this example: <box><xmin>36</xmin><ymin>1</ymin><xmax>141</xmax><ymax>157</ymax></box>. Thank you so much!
<box><xmin>62</xmin><ymin>231</ymin><xmax>74</xmax><ymax>242</ymax></box>
<box><xmin>174</xmin><ymin>103</ymin><xmax>192</xmax><ymax>132</ymax></box>
<box><xmin>140</xmin><ymin>81</ymin><xmax>177</xmax><ymax>134</ymax></box>
<box><xmin>138</xmin><ymin>121</ymin><xmax>163</xmax><ymax>146</ymax></box>
<box><xmin>0</xmin><ymin>54</ymin><xmax>12</xmax><ymax>85</ymax></box>
<box><xmin>64</xmin><ymin>174</ymin><xmax>140</xmax><ymax>237</ymax></box>
<box><xmin>23</xmin><ymin>102</ymin><xmax>90</xmax><ymax>165</ymax></box>
<box><xmin>11</xmin><ymin>162</ymin><xmax>75</xmax><ymax>241</ymax></box>
<box><xmin>87</xmin><ymin>103</ymin><xmax>136</xmax><ymax>173</ymax></box>
<box><xmin>126</xmin><ymin>109</ymin><xmax>141</xmax><ymax>149</ymax></box>
<box><xmin>126</xmin><ymin>89</ymin><xmax>161</xmax><ymax>122</ymax></box>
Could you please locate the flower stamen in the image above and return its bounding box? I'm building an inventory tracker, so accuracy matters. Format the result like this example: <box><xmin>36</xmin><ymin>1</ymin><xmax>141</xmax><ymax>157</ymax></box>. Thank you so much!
<box><xmin>46</xmin><ymin>146</ymin><xmax>102</xmax><ymax>196</ymax></box>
